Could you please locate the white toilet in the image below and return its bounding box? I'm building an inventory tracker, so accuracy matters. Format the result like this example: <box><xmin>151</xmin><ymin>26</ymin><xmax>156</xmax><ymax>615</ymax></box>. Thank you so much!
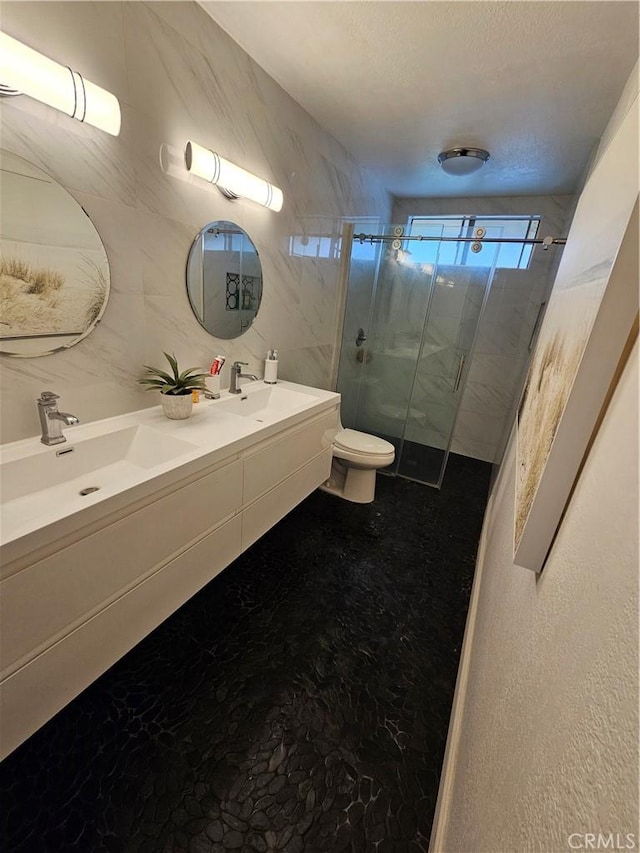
<box><xmin>320</xmin><ymin>428</ymin><xmax>395</xmax><ymax>503</ymax></box>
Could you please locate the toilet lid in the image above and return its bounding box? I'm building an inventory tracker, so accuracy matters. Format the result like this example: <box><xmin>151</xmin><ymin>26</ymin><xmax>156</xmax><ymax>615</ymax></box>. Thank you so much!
<box><xmin>334</xmin><ymin>429</ymin><xmax>395</xmax><ymax>455</ymax></box>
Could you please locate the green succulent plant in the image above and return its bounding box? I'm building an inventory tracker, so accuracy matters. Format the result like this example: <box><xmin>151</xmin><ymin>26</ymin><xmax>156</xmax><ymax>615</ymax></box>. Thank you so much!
<box><xmin>139</xmin><ymin>352</ymin><xmax>208</xmax><ymax>396</ymax></box>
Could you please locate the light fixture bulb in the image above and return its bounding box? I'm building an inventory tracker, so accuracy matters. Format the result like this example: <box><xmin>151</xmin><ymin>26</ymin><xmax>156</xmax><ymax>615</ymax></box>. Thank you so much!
<box><xmin>438</xmin><ymin>147</ymin><xmax>490</xmax><ymax>176</ymax></box>
<box><xmin>0</xmin><ymin>31</ymin><xmax>121</xmax><ymax>136</ymax></box>
<box><xmin>185</xmin><ymin>141</ymin><xmax>283</xmax><ymax>212</ymax></box>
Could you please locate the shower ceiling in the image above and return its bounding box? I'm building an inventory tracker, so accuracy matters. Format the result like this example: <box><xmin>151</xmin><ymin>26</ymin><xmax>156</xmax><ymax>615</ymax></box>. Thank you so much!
<box><xmin>201</xmin><ymin>1</ymin><xmax>639</xmax><ymax>198</ymax></box>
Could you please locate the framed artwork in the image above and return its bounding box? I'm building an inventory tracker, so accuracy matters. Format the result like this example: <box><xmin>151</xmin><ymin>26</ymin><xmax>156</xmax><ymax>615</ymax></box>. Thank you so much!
<box><xmin>514</xmin><ymin>97</ymin><xmax>639</xmax><ymax>572</ymax></box>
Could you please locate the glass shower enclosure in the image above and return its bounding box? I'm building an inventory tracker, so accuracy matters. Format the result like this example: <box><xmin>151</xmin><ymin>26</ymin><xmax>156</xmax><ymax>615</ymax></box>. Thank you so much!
<box><xmin>336</xmin><ymin>222</ymin><xmax>499</xmax><ymax>488</ymax></box>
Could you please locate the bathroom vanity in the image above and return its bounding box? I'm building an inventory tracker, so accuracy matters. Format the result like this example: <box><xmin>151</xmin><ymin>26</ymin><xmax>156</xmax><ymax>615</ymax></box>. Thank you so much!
<box><xmin>0</xmin><ymin>381</ymin><xmax>340</xmax><ymax>759</ymax></box>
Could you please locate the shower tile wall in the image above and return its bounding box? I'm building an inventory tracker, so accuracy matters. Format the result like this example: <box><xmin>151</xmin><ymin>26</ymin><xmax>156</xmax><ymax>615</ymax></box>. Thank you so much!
<box><xmin>335</xmin><ymin>252</ymin><xmax>381</xmax><ymax>428</ymax></box>
<box><xmin>392</xmin><ymin>195</ymin><xmax>576</xmax><ymax>462</ymax></box>
<box><xmin>0</xmin><ymin>1</ymin><xmax>390</xmax><ymax>444</ymax></box>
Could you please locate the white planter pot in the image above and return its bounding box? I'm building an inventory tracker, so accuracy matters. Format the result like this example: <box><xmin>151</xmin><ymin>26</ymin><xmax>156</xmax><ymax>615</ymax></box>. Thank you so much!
<box><xmin>160</xmin><ymin>393</ymin><xmax>193</xmax><ymax>420</ymax></box>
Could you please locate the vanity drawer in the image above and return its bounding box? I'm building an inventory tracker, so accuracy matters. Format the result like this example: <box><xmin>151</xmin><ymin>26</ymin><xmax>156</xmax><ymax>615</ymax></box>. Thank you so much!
<box><xmin>0</xmin><ymin>458</ymin><xmax>242</xmax><ymax>677</ymax></box>
<box><xmin>0</xmin><ymin>514</ymin><xmax>242</xmax><ymax>761</ymax></box>
<box><xmin>242</xmin><ymin>449</ymin><xmax>332</xmax><ymax>551</ymax></box>
<box><xmin>243</xmin><ymin>409</ymin><xmax>338</xmax><ymax>505</ymax></box>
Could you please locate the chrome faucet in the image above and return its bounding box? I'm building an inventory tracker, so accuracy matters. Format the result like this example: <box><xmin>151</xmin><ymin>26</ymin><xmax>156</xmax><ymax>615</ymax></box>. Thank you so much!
<box><xmin>229</xmin><ymin>361</ymin><xmax>259</xmax><ymax>394</ymax></box>
<box><xmin>37</xmin><ymin>391</ymin><xmax>80</xmax><ymax>446</ymax></box>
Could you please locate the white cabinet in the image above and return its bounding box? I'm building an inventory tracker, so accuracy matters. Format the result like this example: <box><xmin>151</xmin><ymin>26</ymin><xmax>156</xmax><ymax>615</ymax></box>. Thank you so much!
<box><xmin>243</xmin><ymin>410</ymin><xmax>336</xmax><ymax>505</ymax></box>
<box><xmin>0</xmin><ymin>402</ymin><xmax>339</xmax><ymax>759</ymax></box>
<box><xmin>1</xmin><ymin>458</ymin><xmax>243</xmax><ymax>677</ymax></box>
<box><xmin>0</xmin><ymin>515</ymin><xmax>242</xmax><ymax>759</ymax></box>
<box><xmin>242</xmin><ymin>453</ymin><xmax>331</xmax><ymax>550</ymax></box>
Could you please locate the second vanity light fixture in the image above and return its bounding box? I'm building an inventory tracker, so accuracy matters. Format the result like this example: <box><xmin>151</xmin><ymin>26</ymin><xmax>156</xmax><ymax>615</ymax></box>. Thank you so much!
<box><xmin>0</xmin><ymin>31</ymin><xmax>121</xmax><ymax>136</ymax></box>
<box><xmin>185</xmin><ymin>141</ymin><xmax>284</xmax><ymax>212</ymax></box>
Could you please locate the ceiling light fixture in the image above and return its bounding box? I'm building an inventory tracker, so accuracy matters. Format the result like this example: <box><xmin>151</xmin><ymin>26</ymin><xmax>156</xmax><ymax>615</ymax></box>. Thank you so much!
<box><xmin>438</xmin><ymin>147</ymin><xmax>490</xmax><ymax>176</ymax></box>
<box><xmin>0</xmin><ymin>31</ymin><xmax>121</xmax><ymax>136</ymax></box>
<box><xmin>185</xmin><ymin>141</ymin><xmax>283</xmax><ymax>212</ymax></box>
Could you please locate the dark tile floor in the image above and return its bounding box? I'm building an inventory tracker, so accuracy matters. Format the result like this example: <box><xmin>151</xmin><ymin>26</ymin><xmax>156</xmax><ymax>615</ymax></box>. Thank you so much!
<box><xmin>369</xmin><ymin>434</ymin><xmax>446</xmax><ymax>488</ymax></box>
<box><xmin>0</xmin><ymin>454</ymin><xmax>491</xmax><ymax>853</ymax></box>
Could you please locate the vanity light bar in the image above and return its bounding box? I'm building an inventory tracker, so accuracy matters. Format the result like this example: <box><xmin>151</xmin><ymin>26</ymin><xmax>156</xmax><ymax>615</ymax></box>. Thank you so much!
<box><xmin>185</xmin><ymin>140</ymin><xmax>283</xmax><ymax>212</ymax></box>
<box><xmin>0</xmin><ymin>31</ymin><xmax>121</xmax><ymax>136</ymax></box>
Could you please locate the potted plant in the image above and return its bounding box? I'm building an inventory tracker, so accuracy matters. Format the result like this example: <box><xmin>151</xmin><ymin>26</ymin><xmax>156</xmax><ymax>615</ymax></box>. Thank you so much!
<box><xmin>139</xmin><ymin>352</ymin><xmax>207</xmax><ymax>420</ymax></box>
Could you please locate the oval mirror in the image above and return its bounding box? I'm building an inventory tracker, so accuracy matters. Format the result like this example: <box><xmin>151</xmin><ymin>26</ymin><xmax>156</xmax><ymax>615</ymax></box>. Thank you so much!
<box><xmin>186</xmin><ymin>221</ymin><xmax>263</xmax><ymax>339</ymax></box>
<box><xmin>0</xmin><ymin>150</ymin><xmax>110</xmax><ymax>357</ymax></box>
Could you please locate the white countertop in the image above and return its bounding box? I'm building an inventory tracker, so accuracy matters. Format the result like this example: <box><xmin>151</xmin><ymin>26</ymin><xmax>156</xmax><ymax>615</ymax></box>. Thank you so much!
<box><xmin>0</xmin><ymin>380</ymin><xmax>340</xmax><ymax>564</ymax></box>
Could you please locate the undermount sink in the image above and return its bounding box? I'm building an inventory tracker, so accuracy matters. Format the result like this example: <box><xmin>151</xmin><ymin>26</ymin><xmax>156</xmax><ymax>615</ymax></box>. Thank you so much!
<box><xmin>1</xmin><ymin>425</ymin><xmax>197</xmax><ymax>506</ymax></box>
<box><xmin>216</xmin><ymin>384</ymin><xmax>318</xmax><ymax>421</ymax></box>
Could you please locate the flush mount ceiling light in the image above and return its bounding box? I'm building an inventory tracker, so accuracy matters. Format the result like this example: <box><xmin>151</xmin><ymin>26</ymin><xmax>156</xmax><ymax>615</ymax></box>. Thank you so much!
<box><xmin>185</xmin><ymin>141</ymin><xmax>283</xmax><ymax>212</ymax></box>
<box><xmin>0</xmin><ymin>31</ymin><xmax>121</xmax><ymax>136</ymax></box>
<box><xmin>437</xmin><ymin>147</ymin><xmax>490</xmax><ymax>177</ymax></box>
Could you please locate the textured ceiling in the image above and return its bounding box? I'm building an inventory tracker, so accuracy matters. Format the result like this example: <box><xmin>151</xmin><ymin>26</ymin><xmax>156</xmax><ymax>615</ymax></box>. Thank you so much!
<box><xmin>201</xmin><ymin>1</ymin><xmax>639</xmax><ymax>198</ymax></box>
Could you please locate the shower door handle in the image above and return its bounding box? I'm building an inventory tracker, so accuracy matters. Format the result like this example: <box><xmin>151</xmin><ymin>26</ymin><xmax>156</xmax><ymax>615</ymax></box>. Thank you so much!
<box><xmin>355</xmin><ymin>328</ymin><xmax>367</xmax><ymax>347</ymax></box>
<box><xmin>453</xmin><ymin>354</ymin><xmax>466</xmax><ymax>392</ymax></box>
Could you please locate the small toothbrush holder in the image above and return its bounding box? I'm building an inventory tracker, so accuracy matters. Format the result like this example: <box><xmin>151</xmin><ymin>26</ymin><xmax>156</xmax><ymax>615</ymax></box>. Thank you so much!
<box><xmin>204</xmin><ymin>374</ymin><xmax>221</xmax><ymax>399</ymax></box>
<box><xmin>264</xmin><ymin>358</ymin><xmax>278</xmax><ymax>384</ymax></box>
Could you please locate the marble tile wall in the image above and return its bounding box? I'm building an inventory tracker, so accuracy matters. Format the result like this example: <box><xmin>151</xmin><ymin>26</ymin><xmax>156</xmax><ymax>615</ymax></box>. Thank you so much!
<box><xmin>392</xmin><ymin>195</ymin><xmax>576</xmax><ymax>463</ymax></box>
<box><xmin>334</xmin><ymin>253</ymin><xmax>380</xmax><ymax>429</ymax></box>
<box><xmin>0</xmin><ymin>1</ymin><xmax>390</xmax><ymax>444</ymax></box>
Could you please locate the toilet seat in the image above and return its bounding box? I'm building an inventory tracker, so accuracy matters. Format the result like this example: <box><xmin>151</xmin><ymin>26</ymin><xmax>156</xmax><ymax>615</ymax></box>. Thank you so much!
<box><xmin>333</xmin><ymin>429</ymin><xmax>395</xmax><ymax>456</ymax></box>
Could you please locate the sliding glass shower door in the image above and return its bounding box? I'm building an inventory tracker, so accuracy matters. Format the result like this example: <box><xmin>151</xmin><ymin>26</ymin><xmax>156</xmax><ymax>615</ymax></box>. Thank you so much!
<box><xmin>337</xmin><ymin>224</ymin><xmax>498</xmax><ymax>487</ymax></box>
<box><xmin>397</xmin><ymin>262</ymin><xmax>492</xmax><ymax>485</ymax></box>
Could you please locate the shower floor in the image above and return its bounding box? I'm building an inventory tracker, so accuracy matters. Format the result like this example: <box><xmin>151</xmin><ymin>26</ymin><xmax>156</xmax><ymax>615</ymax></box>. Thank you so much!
<box><xmin>0</xmin><ymin>453</ymin><xmax>491</xmax><ymax>853</ymax></box>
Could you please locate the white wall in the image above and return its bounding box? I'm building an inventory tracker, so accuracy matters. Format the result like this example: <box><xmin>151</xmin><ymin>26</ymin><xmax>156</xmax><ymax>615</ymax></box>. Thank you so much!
<box><xmin>0</xmin><ymin>1</ymin><xmax>390</xmax><ymax>443</ymax></box>
<box><xmin>430</xmin><ymin>72</ymin><xmax>639</xmax><ymax>852</ymax></box>
<box><xmin>436</xmin><ymin>339</ymin><xmax>638</xmax><ymax>852</ymax></box>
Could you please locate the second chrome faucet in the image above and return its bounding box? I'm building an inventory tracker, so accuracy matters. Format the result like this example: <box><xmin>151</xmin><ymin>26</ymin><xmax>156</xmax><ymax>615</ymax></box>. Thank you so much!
<box><xmin>229</xmin><ymin>361</ymin><xmax>258</xmax><ymax>394</ymax></box>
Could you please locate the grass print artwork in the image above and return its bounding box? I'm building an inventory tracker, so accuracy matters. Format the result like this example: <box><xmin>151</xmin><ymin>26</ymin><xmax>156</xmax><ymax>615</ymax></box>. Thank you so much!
<box><xmin>0</xmin><ymin>149</ymin><xmax>111</xmax><ymax>353</ymax></box>
<box><xmin>0</xmin><ymin>255</ymin><xmax>107</xmax><ymax>339</ymax></box>
<box><xmin>515</xmin><ymin>221</ymin><xmax>637</xmax><ymax>573</ymax></box>
<box><xmin>514</xmin><ymin>91</ymin><xmax>638</xmax><ymax>571</ymax></box>
<box><xmin>516</xmin><ymin>329</ymin><xmax>586</xmax><ymax>546</ymax></box>
<box><xmin>515</xmin><ymin>242</ymin><xmax>632</xmax><ymax>555</ymax></box>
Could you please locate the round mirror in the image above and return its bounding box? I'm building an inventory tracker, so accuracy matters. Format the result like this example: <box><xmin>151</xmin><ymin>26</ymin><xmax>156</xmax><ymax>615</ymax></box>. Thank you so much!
<box><xmin>186</xmin><ymin>221</ymin><xmax>263</xmax><ymax>339</ymax></box>
<box><xmin>0</xmin><ymin>150</ymin><xmax>110</xmax><ymax>357</ymax></box>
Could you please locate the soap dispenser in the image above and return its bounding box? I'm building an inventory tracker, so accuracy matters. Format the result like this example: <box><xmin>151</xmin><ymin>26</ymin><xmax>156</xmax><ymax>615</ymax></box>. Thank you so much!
<box><xmin>264</xmin><ymin>349</ymin><xmax>278</xmax><ymax>384</ymax></box>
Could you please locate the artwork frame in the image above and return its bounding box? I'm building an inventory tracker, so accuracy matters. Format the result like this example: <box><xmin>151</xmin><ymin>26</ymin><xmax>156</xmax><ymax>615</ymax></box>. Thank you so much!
<box><xmin>514</xmin><ymin>97</ymin><xmax>639</xmax><ymax>573</ymax></box>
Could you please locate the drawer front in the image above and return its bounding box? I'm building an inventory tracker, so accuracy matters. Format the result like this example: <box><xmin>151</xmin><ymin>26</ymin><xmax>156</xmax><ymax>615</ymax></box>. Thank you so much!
<box><xmin>242</xmin><ymin>450</ymin><xmax>332</xmax><ymax>551</ymax></box>
<box><xmin>0</xmin><ymin>515</ymin><xmax>242</xmax><ymax>761</ymax></box>
<box><xmin>243</xmin><ymin>410</ymin><xmax>338</xmax><ymax>505</ymax></box>
<box><xmin>0</xmin><ymin>459</ymin><xmax>242</xmax><ymax>677</ymax></box>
